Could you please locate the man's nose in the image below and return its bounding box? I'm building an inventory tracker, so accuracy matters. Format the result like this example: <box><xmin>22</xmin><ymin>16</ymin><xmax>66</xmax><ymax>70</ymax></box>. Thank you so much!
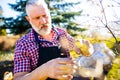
<box><xmin>40</xmin><ymin>17</ymin><xmax>46</xmax><ymax>24</ymax></box>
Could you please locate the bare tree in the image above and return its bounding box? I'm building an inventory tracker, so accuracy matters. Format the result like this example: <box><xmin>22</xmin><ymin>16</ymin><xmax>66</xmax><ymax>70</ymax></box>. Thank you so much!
<box><xmin>77</xmin><ymin>0</ymin><xmax>120</xmax><ymax>54</ymax></box>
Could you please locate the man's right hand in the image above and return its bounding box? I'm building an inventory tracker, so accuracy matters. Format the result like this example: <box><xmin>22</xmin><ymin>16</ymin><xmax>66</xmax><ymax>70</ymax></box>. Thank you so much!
<box><xmin>14</xmin><ymin>58</ymin><xmax>76</xmax><ymax>80</ymax></box>
<box><xmin>43</xmin><ymin>57</ymin><xmax>77</xmax><ymax>80</ymax></box>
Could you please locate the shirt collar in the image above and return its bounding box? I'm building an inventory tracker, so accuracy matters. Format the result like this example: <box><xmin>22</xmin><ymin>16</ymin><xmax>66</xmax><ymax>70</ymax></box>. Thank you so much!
<box><xmin>28</xmin><ymin>28</ymin><xmax>59</xmax><ymax>43</ymax></box>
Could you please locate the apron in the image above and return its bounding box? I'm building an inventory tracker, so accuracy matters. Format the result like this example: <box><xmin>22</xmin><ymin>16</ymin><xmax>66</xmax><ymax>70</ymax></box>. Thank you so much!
<box><xmin>34</xmin><ymin>30</ymin><xmax>67</xmax><ymax>80</ymax></box>
<box><xmin>34</xmin><ymin>30</ymin><xmax>92</xmax><ymax>80</ymax></box>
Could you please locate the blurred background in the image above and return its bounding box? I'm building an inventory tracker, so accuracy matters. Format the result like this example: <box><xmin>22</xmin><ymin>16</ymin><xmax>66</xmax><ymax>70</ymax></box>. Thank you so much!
<box><xmin>0</xmin><ymin>0</ymin><xmax>120</xmax><ymax>80</ymax></box>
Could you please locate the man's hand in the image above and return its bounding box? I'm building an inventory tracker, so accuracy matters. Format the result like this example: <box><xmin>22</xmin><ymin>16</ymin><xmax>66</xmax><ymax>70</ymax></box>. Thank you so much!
<box><xmin>14</xmin><ymin>58</ymin><xmax>76</xmax><ymax>80</ymax></box>
<box><xmin>43</xmin><ymin>58</ymin><xmax>77</xmax><ymax>80</ymax></box>
<box><xmin>75</xmin><ymin>39</ymin><xmax>94</xmax><ymax>57</ymax></box>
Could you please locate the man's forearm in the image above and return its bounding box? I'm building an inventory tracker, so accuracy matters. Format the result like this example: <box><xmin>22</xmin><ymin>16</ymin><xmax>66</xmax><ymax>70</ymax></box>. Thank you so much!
<box><xmin>14</xmin><ymin>64</ymin><xmax>48</xmax><ymax>80</ymax></box>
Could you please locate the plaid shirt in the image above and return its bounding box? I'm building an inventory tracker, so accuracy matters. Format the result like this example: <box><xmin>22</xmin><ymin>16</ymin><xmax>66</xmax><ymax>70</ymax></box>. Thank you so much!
<box><xmin>14</xmin><ymin>28</ymin><xmax>73</xmax><ymax>73</ymax></box>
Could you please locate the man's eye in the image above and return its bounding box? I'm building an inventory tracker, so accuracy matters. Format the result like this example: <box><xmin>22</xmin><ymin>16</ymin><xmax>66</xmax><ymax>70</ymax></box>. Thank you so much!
<box><xmin>43</xmin><ymin>15</ymin><xmax>48</xmax><ymax>18</ymax></box>
<box><xmin>35</xmin><ymin>17</ymin><xmax>40</xmax><ymax>19</ymax></box>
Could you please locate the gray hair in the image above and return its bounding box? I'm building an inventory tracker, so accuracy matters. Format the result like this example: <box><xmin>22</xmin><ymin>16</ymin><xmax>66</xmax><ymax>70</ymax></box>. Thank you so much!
<box><xmin>26</xmin><ymin>0</ymin><xmax>47</xmax><ymax>6</ymax></box>
<box><xmin>25</xmin><ymin>0</ymin><xmax>48</xmax><ymax>15</ymax></box>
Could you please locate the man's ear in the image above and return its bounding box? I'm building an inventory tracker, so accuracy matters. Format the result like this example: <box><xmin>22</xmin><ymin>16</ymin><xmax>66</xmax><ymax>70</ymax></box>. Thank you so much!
<box><xmin>25</xmin><ymin>16</ymin><xmax>30</xmax><ymax>22</ymax></box>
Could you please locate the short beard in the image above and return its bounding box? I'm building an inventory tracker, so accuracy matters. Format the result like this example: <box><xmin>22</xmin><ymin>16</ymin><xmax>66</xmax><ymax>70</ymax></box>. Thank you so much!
<box><xmin>31</xmin><ymin>23</ymin><xmax>52</xmax><ymax>36</ymax></box>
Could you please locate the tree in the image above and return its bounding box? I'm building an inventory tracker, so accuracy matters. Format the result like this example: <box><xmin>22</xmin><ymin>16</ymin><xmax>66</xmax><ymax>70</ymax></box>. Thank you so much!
<box><xmin>3</xmin><ymin>0</ymin><xmax>86</xmax><ymax>36</ymax></box>
<box><xmin>3</xmin><ymin>0</ymin><xmax>30</xmax><ymax>35</ymax></box>
<box><xmin>45</xmin><ymin>0</ymin><xmax>86</xmax><ymax>36</ymax></box>
<box><xmin>0</xmin><ymin>6</ymin><xmax>7</xmax><ymax>35</ymax></box>
<box><xmin>77</xmin><ymin>0</ymin><xmax>120</xmax><ymax>54</ymax></box>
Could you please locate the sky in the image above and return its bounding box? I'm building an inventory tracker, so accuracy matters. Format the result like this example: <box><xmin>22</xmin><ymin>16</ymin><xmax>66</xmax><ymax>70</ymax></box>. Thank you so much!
<box><xmin>78</xmin><ymin>0</ymin><xmax>120</xmax><ymax>22</ymax></box>
<box><xmin>0</xmin><ymin>0</ymin><xmax>19</xmax><ymax>18</ymax></box>
<box><xmin>75</xmin><ymin>0</ymin><xmax>120</xmax><ymax>37</ymax></box>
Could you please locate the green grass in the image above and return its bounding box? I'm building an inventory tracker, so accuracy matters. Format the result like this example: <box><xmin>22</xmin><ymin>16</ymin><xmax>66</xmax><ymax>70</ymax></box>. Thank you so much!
<box><xmin>106</xmin><ymin>56</ymin><xmax>120</xmax><ymax>80</ymax></box>
<box><xmin>0</xmin><ymin>51</ymin><xmax>14</xmax><ymax>61</ymax></box>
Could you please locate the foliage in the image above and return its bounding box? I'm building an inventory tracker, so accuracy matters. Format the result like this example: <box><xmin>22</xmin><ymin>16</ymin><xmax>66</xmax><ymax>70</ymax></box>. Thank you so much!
<box><xmin>46</xmin><ymin>0</ymin><xmax>86</xmax><ymax>36</ymax></box>
<box><xmin>77</xmin><ymin>0</ymin><xmax>120</xmax><ymax>45</ymax></box>
<box><xmin>74</xmin><ymin>33</ymin><xmax>120</xmax><ymax>55</ymax></box>
<box><xmin>3</xmin><ymin>0</ymin><xmax>30</xmax><ymax>34</ymax></box>
<box><xmin>4</xmin><ymin>16</ymin><xmax>31</xmax><ymax>34</ymax></box>
<box><xmin>106</xmin><ymin>55</ymin><xmax>120</xmax><ymax>80</ymax></box>
<box><xmin>0</xmin><ymin>27</ymin><xmax>7</xmax><ymax>36</ymax></box>
<box><xmin>0</xmin><ymin>13</ymin><xmax>7</xmax><ymax>35</ymax></box>
<box><xmin>2</xmin><ymin>0</ymin><xmax>86</xmax><ymax>35</ymax></box>
<box><xmin>91</xmin><ymin>37</ymin><xmax>120</xmax><ymax>55</ymax></box>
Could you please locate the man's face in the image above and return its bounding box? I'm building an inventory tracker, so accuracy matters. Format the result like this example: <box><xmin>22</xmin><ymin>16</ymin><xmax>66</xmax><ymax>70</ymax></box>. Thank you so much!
<box><xmin>26</xmin><ymin>4</ymin><xmax>52</xmax><ymax>35</ymax></box>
